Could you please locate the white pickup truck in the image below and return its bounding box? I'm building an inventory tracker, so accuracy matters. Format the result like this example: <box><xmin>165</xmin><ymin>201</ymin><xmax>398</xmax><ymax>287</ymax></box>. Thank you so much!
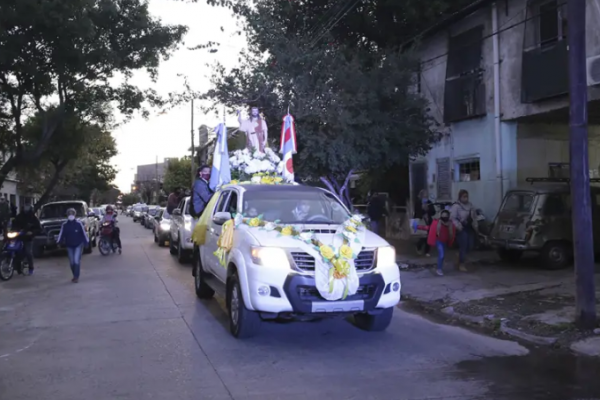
<box><xmin>192</xmin><ymin>183</ymin><xmax>401</xmax><ymax>338</ymax></box>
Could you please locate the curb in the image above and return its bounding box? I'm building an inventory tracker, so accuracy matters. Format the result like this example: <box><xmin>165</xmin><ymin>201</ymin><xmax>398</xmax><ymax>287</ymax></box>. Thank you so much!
<box><xmin>402</xmin><ymin>296</ymin><xmax>560</xmax><ymax>347</ymax></box>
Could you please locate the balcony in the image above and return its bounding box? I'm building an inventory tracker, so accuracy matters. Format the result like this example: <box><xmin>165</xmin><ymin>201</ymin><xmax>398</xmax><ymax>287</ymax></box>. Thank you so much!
<box><xmin>443</xmin><ymin>73</ymin><xmax>486</xmax><ymax>123</ymax></box>
<box><xmin>521</xmin><ymin>40</ymin><xmax>569</xmax><ymax>103</ymax></box>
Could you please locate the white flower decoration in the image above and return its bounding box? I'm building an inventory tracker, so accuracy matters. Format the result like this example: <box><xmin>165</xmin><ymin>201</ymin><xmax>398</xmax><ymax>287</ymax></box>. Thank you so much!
<box><xmin>264</xmin><ymin>222</ymin><xmax>277</xmax><ymax>231</ymax></box>
<box><xmin>299</xmin><ymin>232</ymin><xmax>313</xmax><ymax>242</ymax></box>
<box><xmin>251</xmin><ymin>175</ymin><xmax>261</xmax><ymax>183</ymax></box>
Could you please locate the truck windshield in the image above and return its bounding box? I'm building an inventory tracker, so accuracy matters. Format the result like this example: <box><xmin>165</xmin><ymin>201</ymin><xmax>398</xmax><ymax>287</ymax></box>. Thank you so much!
<box><xmin>243</xmin><ymin>190</ymin><xmax>349</xmax><ymax>224</ymax></box>
<box><xmin>502</xmin><ymin>193</ymin><xmax>535</xmax><ymax>213</ymax></box>
<box><xmin>40</xmin><ymin>203</ymin><xmax>85</xmax><ymax>219</ymax></box>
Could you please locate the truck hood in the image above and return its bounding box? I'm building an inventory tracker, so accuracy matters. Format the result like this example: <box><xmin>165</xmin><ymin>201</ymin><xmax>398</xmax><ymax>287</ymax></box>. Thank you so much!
<box><xmin>244</xmin><ymin>225</ymin><xmax>390</xmax><ymax>249</ymax></box>
<box><xmin>40</xmin><ymin>217</ymin><xmax>67</xmax><ymax>225</ymax></box>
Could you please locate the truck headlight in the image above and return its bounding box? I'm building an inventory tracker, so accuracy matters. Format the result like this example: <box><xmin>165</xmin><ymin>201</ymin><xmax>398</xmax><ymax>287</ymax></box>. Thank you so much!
<box><xmin>251</xmin><ymin>247</ymin><xmax>290</xmax><ymax>269</ymax></box>
<box><xmin>6</xmin><ymin>232</ymin><xmax>18</xmax><ymax>239</ymax></box>
<box><xmin>376</xmin><ymin>246</ymin><xmax>396</xmax><ymax>268</ymax></box>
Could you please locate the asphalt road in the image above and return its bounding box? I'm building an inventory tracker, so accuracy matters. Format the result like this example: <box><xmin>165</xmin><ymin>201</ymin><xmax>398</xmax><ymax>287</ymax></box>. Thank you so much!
<box><xmin>1</xmin><ymin>218</ymin><xmax>598</xmax><ymax>400</ymax></box>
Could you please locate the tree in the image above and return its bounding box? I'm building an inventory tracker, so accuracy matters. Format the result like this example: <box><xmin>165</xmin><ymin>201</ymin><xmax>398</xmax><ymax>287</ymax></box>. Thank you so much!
<box><xmin>0</xmin><ymin>0</ymin><xmax>187</xmax><ymax>189</ymax></box>
<box><xmin>121</xmin><ymin>193</ymin><xmax>141</xmax><ymax>207</ymax></box>
<box><xmin>199</xmin><ymin>0</ymin><xmax>446</xmax><ymax>206</ymax></box>
<box><xmin>18</xmin><ymin>114</ymin><xmax>118</xmax><ymax>208</ymax></box>
<box><xmin>163</xmin><ymin>157</ymin><xmax>193</xmax><ymax>194</ymax></box>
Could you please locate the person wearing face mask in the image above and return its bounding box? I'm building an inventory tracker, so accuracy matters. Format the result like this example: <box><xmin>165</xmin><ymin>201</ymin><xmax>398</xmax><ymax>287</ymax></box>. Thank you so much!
<box><xmin>11</xmin><ymin>201</ymin><xmax>42</xmax><ymax>275</ymax></box>
<box><xmin>57</xmin><ymin>208</ymin><xmax>89</xmax><ymax>283</ymax></box>
<box><xmin>450</xmin><ymin>190</ymin><xmax>478</xmax><ymax>272</ymax></box>
<box><xmin>102</xmin><ymin>205</ymin><xmax>121</xmax><ymax>253</ymax></box>
<box><xmin>191</xmin><ymin>165</ymin><xmax>214</xmax><ymax>219</ymax></box>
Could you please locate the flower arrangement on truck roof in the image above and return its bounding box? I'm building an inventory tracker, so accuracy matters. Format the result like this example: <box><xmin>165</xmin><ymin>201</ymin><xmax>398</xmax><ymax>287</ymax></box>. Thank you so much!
<box><xmin>189</xmin><ymin>107</ymin><xmax>401</xmax><ymax>339</ymax></box>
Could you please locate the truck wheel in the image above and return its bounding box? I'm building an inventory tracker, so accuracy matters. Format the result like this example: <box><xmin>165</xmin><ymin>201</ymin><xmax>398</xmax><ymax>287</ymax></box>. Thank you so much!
<box><xmin>32</xmin><ymin>245</ymin><xmax>44</xmax><ymax>258</ymax></box>
<box><xmin>540</xmin><ymin>241</ymin><xmax>571</xmax><ymax>270</ymax></box>
<box><xmin>497</xmin><ymin>248</ymin><xmax>523</xmax><ymax>263</ymax></box>
<box><xmin>194</xmin><ymin>253</ymin><xmax>214</xmax><ymax>299</ymax></box>
<box><xmin>228</xmin><ymin>273</ymin><xmax>261</xmax><ymax>338</ymax></box>
<box><xmin>354</xmin><ymin>307</ymin><xmax>394</xmax><ymax>332</ymax></box>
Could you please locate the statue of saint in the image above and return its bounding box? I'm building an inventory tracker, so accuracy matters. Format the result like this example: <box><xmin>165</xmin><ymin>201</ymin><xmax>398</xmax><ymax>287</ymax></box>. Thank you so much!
<box><xmin>238</xmin><ymin>107</ymin><xmax>268</xmax><ymax>153</ymax></box>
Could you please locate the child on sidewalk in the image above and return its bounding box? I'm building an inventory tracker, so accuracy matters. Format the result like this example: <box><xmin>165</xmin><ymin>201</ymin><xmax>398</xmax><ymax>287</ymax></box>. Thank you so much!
<box><xmin>413</xmin><ymin>209</ymin><xmax>455</xmax><ymax>276</ymax></box>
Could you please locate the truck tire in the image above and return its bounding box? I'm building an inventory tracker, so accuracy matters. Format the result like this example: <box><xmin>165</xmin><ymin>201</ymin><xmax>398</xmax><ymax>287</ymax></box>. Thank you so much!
<box><xmin>32</xmin><ymin>245</ymin><xmax>44</xmax><ymax>258</ymax></box>
<box><xmin>354</xmin><ymin>307</ymin><xmax>394</xmax><ymax>332</ymax></box>
<box><xmin>228</xmin><ymin>273</ymin><xmax>261</xmax><ymax>338</ymax></box>
<box><xmin>540</xmin><ymin>241</ymin><xmax>571</xmax><ymax>270</ymax></box>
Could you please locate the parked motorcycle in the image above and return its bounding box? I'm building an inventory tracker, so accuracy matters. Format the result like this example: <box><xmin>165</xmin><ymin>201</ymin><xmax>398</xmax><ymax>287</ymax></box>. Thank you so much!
<box><xmin>0</xmin><ymin>231</ymin><xmax>30</xmax><ymax>281</ymax></box>
<box><xmin>98</xmin><ymin>222</ymin><xmax>120</xmax><ymax>256</ymax></box>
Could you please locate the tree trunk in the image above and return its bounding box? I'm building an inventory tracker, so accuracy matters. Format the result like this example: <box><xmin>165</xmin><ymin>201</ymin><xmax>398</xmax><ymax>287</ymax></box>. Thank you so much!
<box><xmin>34</xmin><ymin>162</ymin><xmax>69</xmax><ymax>211</ymax></box>
<box><xmin>0</xmin><ymin>154</ymin><xmax>21</xmax><ymax>191</ymax></box>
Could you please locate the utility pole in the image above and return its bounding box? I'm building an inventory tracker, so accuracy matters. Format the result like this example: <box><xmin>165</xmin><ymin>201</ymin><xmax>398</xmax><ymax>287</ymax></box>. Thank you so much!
<box><xmin>191</xmin><ymin>99</ymin><xmax>196</xmax><ymax>182</ymax></box>
<box><xmin>568</xmin><ymin>0</ymin><xmax>596</xmax><ymax>329</ymax></box>
<box><xmin>155</xmin><ymin>155</ymin><xmax>159</xmax><ymax>204</ymax></box>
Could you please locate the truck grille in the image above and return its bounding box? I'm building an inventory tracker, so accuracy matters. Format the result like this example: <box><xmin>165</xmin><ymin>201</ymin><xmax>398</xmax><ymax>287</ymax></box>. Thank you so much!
<box><xmin>291</xmin><ymin>249</ymin><xmax>376</xmax><ymax>272</ymax></box>
<box><xmin>297</xmin><ymin>284</ymin><xmax>377</xmax><ymax>301</ymax></box>
<box><xmin>43</xmin><ymin>223</ymin><xmax>63</xmax><ymax>236</ymax></box>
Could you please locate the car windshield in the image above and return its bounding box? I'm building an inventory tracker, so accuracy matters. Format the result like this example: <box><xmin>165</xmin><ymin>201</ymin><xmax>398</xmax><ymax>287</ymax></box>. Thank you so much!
<box><xmin>502</xmin><ymin>192</ymin><xmax>535</xmax><ymax>213</ymax></box>
<box><xmin>133</xmin><ymin>205</ymin><xmax>142</xmax><ymax>212</ymax></box>
<box><xmin>40</xmin><ymin>203</ymin><xmax>85</xmax><ymax>219</ymax></box>
<box><xmin>148</xmin><ymin>208</ymin><xmax>159</xmax><ymax>216</ymax></box>
<box><xmin>242</xmin><ymin>189</ymin><xmax>349</xmax><ymax>224</ymax></box>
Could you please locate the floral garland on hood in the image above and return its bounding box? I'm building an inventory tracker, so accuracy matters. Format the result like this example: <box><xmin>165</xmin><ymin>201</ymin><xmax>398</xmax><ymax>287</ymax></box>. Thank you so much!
<box><xmin>213</xmin><ymin>213</ymin><xmax>365</xmax><ymax>301</ymax></box>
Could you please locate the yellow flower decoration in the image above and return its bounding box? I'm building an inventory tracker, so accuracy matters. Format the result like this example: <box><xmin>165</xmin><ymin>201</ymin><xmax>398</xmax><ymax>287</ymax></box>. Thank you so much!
<box><xmin>261</xmin><ymin>176</ymin><xmax>275</xmax><ymax>184</ymax></box>
<box><xmin>346</xmin><ymin>225</ymin><xmax>357</xmax><ymax>233</ymax></box>
<box><xmin>320</xmin><ymin>245</ymin><xmax>335</xmax><ymax>260</ymax></box>
<box><xmin>281</xmin><ymin>226</ymin><xmax>294</xmax><ymax>236</ymax></box>
<box><xmin>273</xmin><ymin>176</ymin><xmax>283</xmax><ymax>183</ymax></box>
<box><xmin>339</xmin><ymin>244</ymin><xmax>353</xmax><ymax>259</ymax></box>
<box><xmin>248</xmin><ymin>218</ymin><xmax>260</xmax><ymax>227</ymax></box>
<box><xmin>332</xmin><ymin>258</ymin><xmax>350</xmax><ymax>279</ymax></box>
<box><xmin>230</xmin><ymin>180</ymin><xmax>239</xmax><ymax>184</ymax></box>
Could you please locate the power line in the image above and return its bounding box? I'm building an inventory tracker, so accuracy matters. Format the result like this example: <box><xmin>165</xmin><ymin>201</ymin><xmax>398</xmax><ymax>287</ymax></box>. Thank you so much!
<box><xmin>304</xmin><ymin>0</ymin><xmax>348</xmax><ymax>42</ymax></box>
<box><xmin>309</xmin><ymin>0</ymin><xmax>361</xmax><ymax>48</ymax></box>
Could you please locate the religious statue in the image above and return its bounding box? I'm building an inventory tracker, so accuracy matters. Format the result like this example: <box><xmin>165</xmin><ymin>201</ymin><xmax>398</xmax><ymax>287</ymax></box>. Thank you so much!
<box><xmin>238</xmin><ymin>106</ymin><xmax>268</xmax><ymax>153</ymax></box>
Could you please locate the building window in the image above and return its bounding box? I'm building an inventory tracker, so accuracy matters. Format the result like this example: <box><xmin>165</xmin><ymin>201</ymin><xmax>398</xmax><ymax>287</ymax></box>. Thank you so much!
<box><xmin>548</xmin><ymin>162</ymin><xmax>569</xmax><ymax>178</ymax></box>
<box><xmin>443</xmin><ymin>26</ymin><xmax>486</xmax><ymax>123</ymax></box>
<box><xmin>455</xmin><ymin>158</ymin><xmax>480</xmax><ymax>182</ymax></box>
<box><xmin>533</xmin><ymin>0</ymin><xmax>567</xmax><ymax>48</ymax></box>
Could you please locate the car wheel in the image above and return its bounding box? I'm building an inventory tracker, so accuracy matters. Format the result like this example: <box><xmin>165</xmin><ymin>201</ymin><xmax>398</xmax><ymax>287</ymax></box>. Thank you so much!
<box><xmin>194</xmin><ymin>253</ymin><xmax>215</xmax><ymax>299</ymax></box>
<box><xmin>354</xmin><ymin>307</ymin><xmax>394</xmax><ymax>332</ymax></box>
<box><xmin>154</xmin><ymin>232</ymin><xmax>158</xmax><ymax>243</ymax></box>
<box><xmin>169</xmin><ymin>235</ymin><xmax>177</xmax><ymax>255</ymax></box>
<box><xmin>32</xmin><ymin>245</ymin><xmax>44</xmax><ymax>258</ymax></box>
<box><xmin>497</xmin><ymin>248</ymin><xmax>523</xmax><ymax>263</ymax></box>
<box><xmin>540</xmin><ymin>241</ymin><xmax>572</xmax><ymax>270</ymax></box>
<box><xmin>228</xmin><ymin>273</ymin><xmax>261</xmax><ymax>338</ymax></box>
<box><xmin>177</xmin><ymin>235</ymin><xmax>187</xmax><ymax>264</ymax></box>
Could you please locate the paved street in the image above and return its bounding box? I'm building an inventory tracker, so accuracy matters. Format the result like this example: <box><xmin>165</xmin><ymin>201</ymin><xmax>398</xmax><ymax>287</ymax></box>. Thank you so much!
<box><xmin>1</xmin><ymin>218</ymin><xmax>599</xmax><ymax>400</ymax></box>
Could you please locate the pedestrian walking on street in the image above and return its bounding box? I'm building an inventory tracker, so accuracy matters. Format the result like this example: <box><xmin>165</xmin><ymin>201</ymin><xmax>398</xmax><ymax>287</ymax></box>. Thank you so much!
<box><xmin>429</xmin><ymin>210</ymin><xmax>455</xmax><ymax>276</ymax></box>
<box><xmin>414</xmin><ymin>189</ymin><xmax>435</xmax><ymax>257</ymax></box>
<box><xmin>191</xmin><ymin>165</ymin><xmax>214</xmax><ymax>219</ymax></box>
<box><xmin>450</xmin><ymin>190</ymin><xmax>478</xmax><ymax>272</ymax></box>
<box><xmin>57</xmin><ymin>208</ymin><xmax>89</xmax><ymax>283</ymax></box>
<box><xmin>0</xmin><ymin>196</ymin><xmax>11</xmax><ymax>239</ymax></box>
<box><xmin>11</xmin><ymin>202</ymin><xmax>41</xmax><ymax>275</ymax></box>
<box><xmin>367</xmin><ymin>192</ymin><xmax>387</xmax><ymax>234</ymax></box>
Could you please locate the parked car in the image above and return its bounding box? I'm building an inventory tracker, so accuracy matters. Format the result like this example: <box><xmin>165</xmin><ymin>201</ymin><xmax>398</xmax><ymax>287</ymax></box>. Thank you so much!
<box><xmin>139</xmin><ymin>205</ymin><xmax>150</xmax><ymax>225</ymax></box>
<box><xmin>192</xmin><ymin>184</ymin><xmax>401</xmax><ymax>338</ymax></box>
<box><xmin>152</xmin><ymin>208</ymin><xmax>171</xmax><ymax>246</ymax></box>
<box><xmin>132</xmin><ymin>204</ymin><xmax>146</xmax><ymax>222</ymax></box>
<box><xmin>33</xmin><ymin>201</ymin><xmax>97</xmax><ymax>257</ymax></box>
<box><xmin>169</xmin><ymin>196</ymin><xmax>195</xmax><ymax>263</ymax></box>
<box><xmin>489</xmin><ymin>177</ymin><xmax>600</xmax><ymax>269</ymax></box>
<box><xmin>143</xmin><ymin>206</ymin><xmax>161</xmax><ymax>228</ymax></box>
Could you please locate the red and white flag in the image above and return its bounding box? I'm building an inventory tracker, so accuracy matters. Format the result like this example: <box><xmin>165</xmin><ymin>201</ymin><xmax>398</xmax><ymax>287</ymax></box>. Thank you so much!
<box><xmin>280</xmin><ymin>112</ymin><xmax>297</xmax><ymax>182</ymax></box>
